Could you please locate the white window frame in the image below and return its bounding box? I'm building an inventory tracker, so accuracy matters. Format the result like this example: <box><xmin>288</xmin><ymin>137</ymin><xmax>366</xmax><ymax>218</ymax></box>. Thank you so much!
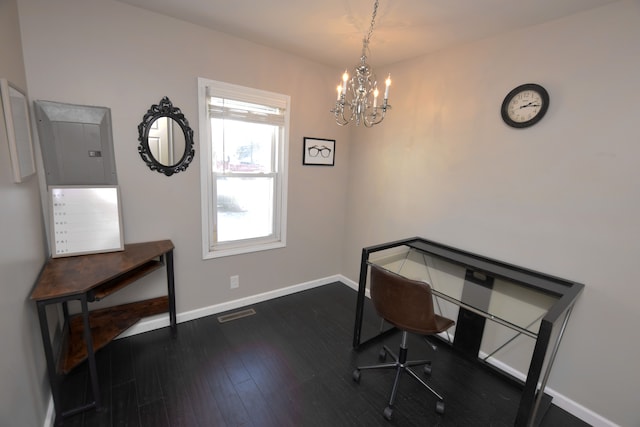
<box><xmin>198</xmin><ymin>78</ymin><xmax>289</xmax><ymax>259</ymax></box>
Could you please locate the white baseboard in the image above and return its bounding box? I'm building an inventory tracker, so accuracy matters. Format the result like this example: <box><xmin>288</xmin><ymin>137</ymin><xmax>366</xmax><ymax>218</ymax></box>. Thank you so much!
<box><xmin>480</xmin><ymin>355</ymin><xmax>619</xmax><ymax>427</ymax></box>
<box><xmin>43</xmin><ymin>396</ymin><xmax>54</xmax><ymax>427</ymax></box>
<box><xmin>41</xmin><ymin>275</ymin><xmax>616</xmax><ymax>427</ymax></box>
<box><xmin>117</xmin><ymin>274</ymin><xmax>348</xmax><ymax>339</ymax></box>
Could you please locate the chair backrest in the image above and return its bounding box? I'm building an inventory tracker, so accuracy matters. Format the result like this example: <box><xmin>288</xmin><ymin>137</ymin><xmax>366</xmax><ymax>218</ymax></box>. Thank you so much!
<box><xmin>370</xmin><ymin>264</ymin><xmax>450</xmax><ymax>335</ymax></box>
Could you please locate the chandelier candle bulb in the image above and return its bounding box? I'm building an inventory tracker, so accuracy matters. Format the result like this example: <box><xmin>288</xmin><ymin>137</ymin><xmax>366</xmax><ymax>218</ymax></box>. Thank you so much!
<box><xmin>342</xmin><ymin>70</ymin><xmax>349</xmax><ymax>92</ymax></box>
<box><xmin>385</xmin><ymin>74</ymin><xmax>391</xmax><ymax>99</ymax></box>
<box><xmin>337</xmin><ymin>85</ymin><xmax>342</xmax><ymax>100</ymax></box>
<box><xmin>373</xmin><ymin>88</ymin><xmax>379</xmax><ymax>108</ymax></box>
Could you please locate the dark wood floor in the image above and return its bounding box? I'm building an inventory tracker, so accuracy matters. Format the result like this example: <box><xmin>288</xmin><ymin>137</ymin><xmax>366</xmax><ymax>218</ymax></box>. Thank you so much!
<box><xmin>58</xmin><ymin>282</ymin><xmax>589</xmax><ymax>426</ymax></box>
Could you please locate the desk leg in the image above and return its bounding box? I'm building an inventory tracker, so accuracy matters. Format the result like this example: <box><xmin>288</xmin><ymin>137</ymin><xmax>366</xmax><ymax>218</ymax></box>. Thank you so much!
<box><xmin>166</xmin><ymin>249</ymin><xmax>177</xmax><ymax>336</ymax></box>
<box><xmin>80</xmin><ymin>295</ymin><xmax>101</xmax><ymax>410</ymax></box>
<box><xmin>516</xmin><ymin>318</ymin><xmax>552</xmax><ymax>427</ymax></box>
<box><xmin>352</xmin><ymin>249</ymin><xmax>369</xmax><ymax>349</ymax></box>
<box><xmin>453</xmin><ymin>309</ymin><xmax>487</xmax><ymax>358</ymax></box>
<box><xmin>454</xmin><ymin>270</ymin><xmax>493</xmax><ymax>358</ymax></box>
<box><xmin>36</xmin><ymin>301</ymin><xmax>63</xmax><ymax>424</ymax></box>
<box><xmin>529</xmin><ymin>306</ymin><xmax>575</xmax><ymax>425</ymax></box>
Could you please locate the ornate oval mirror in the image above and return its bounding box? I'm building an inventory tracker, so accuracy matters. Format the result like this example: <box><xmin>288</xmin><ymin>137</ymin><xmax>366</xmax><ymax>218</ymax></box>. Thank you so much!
<box><xmin>138</xmin><ymin>97</ymin><xmax>194</xmax><ymax>176</ymax></box>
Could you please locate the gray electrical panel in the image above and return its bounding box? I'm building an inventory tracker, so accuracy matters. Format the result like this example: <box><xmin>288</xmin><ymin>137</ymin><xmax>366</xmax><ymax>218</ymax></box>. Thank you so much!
<box><xmin>34</xmin><ymin>100</ymin><xmax>117</xmax><ymax>186</ymax></box>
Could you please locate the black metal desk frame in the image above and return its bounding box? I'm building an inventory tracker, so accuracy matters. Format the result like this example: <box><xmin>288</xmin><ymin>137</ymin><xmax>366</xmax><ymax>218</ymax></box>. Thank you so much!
<box><xmin>353</xmin><ymin>237</ymin><xmax>584</xmax><ymax>427</ymax></box>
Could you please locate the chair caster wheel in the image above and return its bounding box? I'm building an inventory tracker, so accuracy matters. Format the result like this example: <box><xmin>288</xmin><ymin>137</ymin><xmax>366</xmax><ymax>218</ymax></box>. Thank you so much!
<box><xmin>383</xmin><ymin>406</ymin><xmax>393</xmax><ymax>420</ymax></box>
<box><xmin>423</xmin><ymin>363</ymin><xmax>432</xmax><ymax>376</ymax></box>
<box><xmin>378</xmin><ymin>348</ymin><xmax>387</xmax><ymax>361</ymax></box>
<box><xmin>352</xmin><ymin>369</ymin><xmax>361</xmax><ymax>383</ymax></box>
<box><xmin>436</xmin><ymin>400</ymin><xmax>445</xmax><ymax>414</ymax></box>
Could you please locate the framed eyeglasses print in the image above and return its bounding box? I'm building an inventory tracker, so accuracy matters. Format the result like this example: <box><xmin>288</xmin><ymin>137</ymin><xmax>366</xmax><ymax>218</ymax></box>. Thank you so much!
<box><xmin>0</xmin><ymin>78</ymin><xmax>36</xmax><ymax>183</ymax></box>
<box><xmin>303</xmin><ymin>137</ymin><xmax>335</xmax><ymax>166</ymax></box>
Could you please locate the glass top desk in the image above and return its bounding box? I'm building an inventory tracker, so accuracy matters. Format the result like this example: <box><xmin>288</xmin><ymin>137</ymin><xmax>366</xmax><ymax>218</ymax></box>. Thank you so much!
<box><xmin>352</xmin><ymin>237</ymin><xmax>584</xmax><ymax>427</ymax></box>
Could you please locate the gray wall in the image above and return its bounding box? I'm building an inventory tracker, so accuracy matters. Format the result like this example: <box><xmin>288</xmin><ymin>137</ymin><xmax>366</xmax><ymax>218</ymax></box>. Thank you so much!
<box><xmin>342</xmin><ymin>2</ymin><xmax>640</xmax><ymax>426</ymax></box>
<box><xmin>0</xmin><ymin>0</ymin><xmax>49</xmax><ymax>425</ymax></box>
<box><xmin>3</xmin><ymin>0</ymin><xmax>639</xmax><ymax>425</ymax></box>
<box><xmin>18</xmin><ymin>0</ymin><xmax>350</xmax><ymax>315</ymax></box>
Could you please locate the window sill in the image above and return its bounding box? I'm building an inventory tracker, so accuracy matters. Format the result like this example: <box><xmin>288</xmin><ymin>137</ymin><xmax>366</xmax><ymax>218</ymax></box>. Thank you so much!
<box><xmin>203</xmin><ymin>240</ymin><xmax>286</xmax><ymax>259</ymax></box>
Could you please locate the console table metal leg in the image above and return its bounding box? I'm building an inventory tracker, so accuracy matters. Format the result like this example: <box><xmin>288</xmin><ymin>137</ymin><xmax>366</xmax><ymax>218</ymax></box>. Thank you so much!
<box><xmin>36</xmin><ymin>301</ymin><xmax>63</xmax><ymax>425</ymax></box>
<box><xmin>80</xmin><ymin>295</ymin><xmax>101</xmax><ymax>410</ymax></box>
<box><xmin>166</xmin><ymin>249</ymin><xmax>177</xmax><ymax>336</ymax></box>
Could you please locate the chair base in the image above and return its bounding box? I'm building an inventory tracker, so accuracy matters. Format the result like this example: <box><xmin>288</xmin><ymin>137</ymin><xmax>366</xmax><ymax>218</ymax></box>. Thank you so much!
<box><xmin>352</xmin><ymin>331</ymin><xmax>445</xmax><ymax>420</ymax></box>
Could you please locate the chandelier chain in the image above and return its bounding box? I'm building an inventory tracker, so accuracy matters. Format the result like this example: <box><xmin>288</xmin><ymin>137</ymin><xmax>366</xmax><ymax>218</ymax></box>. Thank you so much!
<box><xmin>365</xmin><ymin>0</ymin><xmax>380</xmax><ymax>45</ymax></box>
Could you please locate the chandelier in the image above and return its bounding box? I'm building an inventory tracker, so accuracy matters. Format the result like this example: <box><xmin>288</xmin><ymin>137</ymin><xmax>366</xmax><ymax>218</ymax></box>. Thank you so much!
<box><xmin>331</xmin><ymin>0</ymin><xmax>391</xmax><ymax>127</ymax></box>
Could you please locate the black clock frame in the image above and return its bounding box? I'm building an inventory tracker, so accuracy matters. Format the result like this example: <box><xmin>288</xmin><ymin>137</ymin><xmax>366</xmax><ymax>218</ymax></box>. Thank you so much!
<box><xmin>501</xmin><ymin>83</ymin><xmax>549</xmax><ymax>129</ymax></box>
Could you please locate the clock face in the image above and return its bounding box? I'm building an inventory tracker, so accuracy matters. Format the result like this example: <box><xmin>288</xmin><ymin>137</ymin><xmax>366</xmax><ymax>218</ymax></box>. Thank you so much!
<box><xmin>501</xmin><ymin>84</ymin><xmax>549</xmax><ymax>128</ymax></box>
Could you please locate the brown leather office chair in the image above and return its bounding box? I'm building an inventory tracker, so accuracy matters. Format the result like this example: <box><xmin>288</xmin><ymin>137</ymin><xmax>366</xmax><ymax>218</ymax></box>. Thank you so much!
<box><xmin>352</xmin><ymin>264</ymin><xmax>455</xmax><ymax>421</ymax></box>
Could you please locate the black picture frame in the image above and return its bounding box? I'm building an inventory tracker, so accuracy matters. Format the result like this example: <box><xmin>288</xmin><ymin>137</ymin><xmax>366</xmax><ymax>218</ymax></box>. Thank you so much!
<box><xmin>303</xmin><ymin>137</ymin><xmax>335</xmax><ymax>166</ymax></box>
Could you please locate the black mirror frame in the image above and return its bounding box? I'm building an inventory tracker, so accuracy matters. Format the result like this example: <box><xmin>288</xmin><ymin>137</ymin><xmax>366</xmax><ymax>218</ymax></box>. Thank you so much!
<box><xmin>137</xmin><ymin>96</ymin><xmax>195</xmax><ymax>176</ymax></box>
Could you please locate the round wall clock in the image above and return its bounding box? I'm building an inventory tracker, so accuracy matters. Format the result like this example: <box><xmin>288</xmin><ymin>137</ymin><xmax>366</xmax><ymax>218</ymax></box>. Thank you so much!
<box><xmin>501</xmin><ymin>83</ymin><xmax>549</xmax><ymax>128</ymax></box>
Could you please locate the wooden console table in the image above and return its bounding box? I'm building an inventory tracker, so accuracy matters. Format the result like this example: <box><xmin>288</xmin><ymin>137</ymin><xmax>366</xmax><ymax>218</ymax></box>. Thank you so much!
<box><xmin>30</xmin><ymin>239</ymin><xmax>176</xmax><ymax>425</ymax></box>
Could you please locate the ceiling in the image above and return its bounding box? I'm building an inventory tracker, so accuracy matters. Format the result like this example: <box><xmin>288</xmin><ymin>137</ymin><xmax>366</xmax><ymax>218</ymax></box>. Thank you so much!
<box><xmin>116</xmin><ymin>0</ymin><xmax>618</xmax><ymax>68</ymax></box>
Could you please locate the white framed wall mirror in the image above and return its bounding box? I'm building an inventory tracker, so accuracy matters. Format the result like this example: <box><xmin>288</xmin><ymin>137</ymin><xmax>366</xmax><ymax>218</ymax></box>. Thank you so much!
<box><xmin>0</xmin><ymin>78</ymin><xmax>36</xmax><ymax>183</ymax></box>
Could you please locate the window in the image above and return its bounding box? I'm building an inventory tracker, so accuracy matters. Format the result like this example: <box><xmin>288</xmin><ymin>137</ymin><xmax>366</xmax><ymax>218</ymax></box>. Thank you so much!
<box><xmin>198</xmin><ymin>78</ymin><xmax>289</xmax><ymax>258</ymax></box>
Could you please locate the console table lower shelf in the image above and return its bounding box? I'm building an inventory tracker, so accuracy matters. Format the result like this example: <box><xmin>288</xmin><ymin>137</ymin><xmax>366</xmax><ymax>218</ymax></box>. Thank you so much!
<box><xmin>60</xmin><ymin>296</ymin><xmax>169</xmax><ymax>374</ymax></box>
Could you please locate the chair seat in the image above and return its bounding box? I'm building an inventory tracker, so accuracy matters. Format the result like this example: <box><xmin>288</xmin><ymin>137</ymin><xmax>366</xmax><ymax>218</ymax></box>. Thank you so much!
<box><xmin>392</xmin><ymin>313</ymin><xmax>455</xmax><ymax>336</ymax></box>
